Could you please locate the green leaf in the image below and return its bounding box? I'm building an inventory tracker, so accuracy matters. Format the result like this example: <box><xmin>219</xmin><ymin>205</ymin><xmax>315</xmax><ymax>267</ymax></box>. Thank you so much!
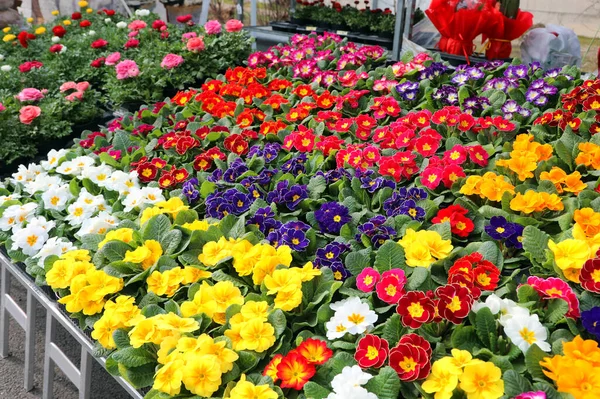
<box><xmin>364</xmin><ymin>366</ymin><xmax>401</xmax><ymax>399</ymax></box>
<box><xmin>374</xmin><ymin>240</ymin><xmax>405</xmax><ymax>272</ymax></box>
<box><xmin>475</xmin><ymin>307</ymin><xmax>497</xmax><ymax>350</ymax></box>
<box><xmin>451</xmin><ymin>325</ymin><xmax>477</xmax><ymax>351</ymax></box>
<box><xmin>268</xmin><ymin>309</ymin><xmax>287</xmax><ymax>339</ymax></box>
<box><xmin>100</xmin><ymin>241</ymin><xmax>132</xmax><ymax>263</ymax></box>
<box><xmin>382</xmin><ymin>314</ymin><xmax>404</xmax><ymax>346</ymax></box>
<box><xmin>345</xmin><ymin>251</ymin><xmax>371</xmax><ymax>276</ymax></box>
<box><xmin>111</xmin><ymin>347</ymin><xmax>155</xmax><ymax>368</ymax></box>
<box><xmin>308</xmin><ymin>175</ymin><xmax>327</xmax><ymax>200</ymax></box>
<box><xmin>112</xmin><ymin>329</ymin><xmax>131</xmax><ymax>349</ymax></box>
<box><xmin>522</xmin><ymin>225</ymin><xmax>550</xmax><ymax>264</ymax></box>
<box><xmin>525</xmin><ymin>343</ymin><xmax>549</xmax><ymax>381</ymax></box>
<box><xmin>142</xmin><ymin>214</ymin><xmax>172</xmax><ymax>242</ymax></box>
<box><xmin>160</xmin><ymin>229</ymin><xmax>182</xmax><ymax>255</ymax></box>
<box><xmin>303</xmin><ymin>382</ymin><xmax>331</xmax><ymax>399</ymax></box>
<box><xmin>407</xmin><ymin>267</ymin><xmax>429</xmax><ymax>290</ymax></box>
<box><xmin>544</xmin><ymin>298</ymin><xmax>569</xmax><ymax>325</ymax></box>
<box><xmin>478</xmin><ymin>242</ymin><xmax>503</xmax><ymax>270</ymax></box>
<box><xmin>503</xmin><ymin>369</ymin><xmax>533</xmax><ymax>397</ymax></box>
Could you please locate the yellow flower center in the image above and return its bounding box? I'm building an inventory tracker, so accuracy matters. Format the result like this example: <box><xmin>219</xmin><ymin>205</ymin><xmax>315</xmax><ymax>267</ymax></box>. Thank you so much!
<box><xmin>363</xmin><ymin>275</ymin><xmax>373</xmax><ymax>285</ymax></box>
<box><xmin>335</xmin><ymin>324</ymin><xmax>346</xmax><ymax>332</ymax></box>
<box><xmin>447</xmin><ymin>296</ymin><xmax>462</xmax><ymax>312</ymax></box>
<box><xmin>592</xmin><ymin>269</ymin><xmax>600</xmax><ymax>283</ymax></box>
<box><xmin>347</xmin><ymin>313</ymin><xmax>365</xmax><ymax>325</ymax></box>
<box><xmin>333</xmin><ymin>215</ymin><xmax>341</xmax><ymax>222</ymax></box>
<box><xmin>496</xmin><ymin>227</ymin><xmax>505</xmax><ymax>233</ymax></box>
<box><xmin>399</xmin><ymin>356</ymin><xmax>417</xmax><ymax>372</ymax></box>
<box><xmin>408</xmin><ymin>209</ymin><xmax>417</xmax><ymax>217</ymax></box>
<box><xmin>385</xmin><ymin>285</ymin><xmax>397</xmax><ymax>297</ymax></box>
<box><xmin>50</xmin><ymin>196</ymin><xmax>60</xmax><ymax>206</ymax></box>
<box><xmin>456</xmin><ymin>221</ymin><xmax>466</xmax><ymax>230</ymax></box>
<box><xmin>26</xmin><ymin>235</ymin><xmax>38</xmax><ymax>247</ymax></box>
<box><xmin>366</xmin><ymin>346</ymin><xmax>379</xmax><ymax>360</ymax></box>
<box><xmin>519</xmin><ymin>327</ymin><xmax>537</xmax><ymax>344</ymax></box>
<box><xmin>408</xmin><ymin>302</ymin><xmax>425</xmax><ymax>318</ymax></box>
<box><xmin>545</xmin><ymin>287</ymin><xmax>563</xmax><ymax>296</ymax></box>
<box><xmin>477</xmin><ymin>273</ymin><xmax>491</xmax><ymax>287</ymax></box>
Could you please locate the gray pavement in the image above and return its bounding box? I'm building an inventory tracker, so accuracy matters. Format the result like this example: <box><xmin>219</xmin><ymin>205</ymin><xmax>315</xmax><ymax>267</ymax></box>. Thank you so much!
<box><xmin>0</xmin><ymin>278</ymin><xmax>132</xmax><ymax>399</ymax></box>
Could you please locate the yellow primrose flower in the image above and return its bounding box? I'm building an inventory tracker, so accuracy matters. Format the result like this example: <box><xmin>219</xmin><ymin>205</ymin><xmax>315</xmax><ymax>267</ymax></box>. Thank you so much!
<box><xmin>548</xmin><ymin>239</ymin><xmax>590</xmax><ymax>282</ymax></box>
<box><xmin>98</xmin><ymin>227</ymin><xmax>134</xmax><ymax>248</ymax></box>
<box><xmin>240</xmin><ymin>301</ymin><xmax>269</xmax><ymax>322</ymax></box>
<box><xmin>180</xmin><ymin>281</ymin><xmax>217</xmax><ymax>319</ymax></box>
<box><xmin>78</xmin><ymin>0</ymin><xmax>89</xmax><ymax>7</ymax></box>
<box><xmin>51</xmin><ymin>10</ymin><xmax>60</xmax><ymax>16</ymax></box>
<box><xmin>91</xmin><ymin>314</ymin><xmax>122</xmax><ymax>349</ymax></box>
<box><xmin>35</xmin><ymin>26</ymin><xmax>46</xmax><ymax>34</ymax></box>
<box><xmin>63</xmin><ymin>20</ymin><xmax>71</xmax><ymax>25</ymax></box>
<box><xmin>181</xmin><ymin>355</ymin><xmax>222</xmax><ymax>397</ymax></box>
<box><xmin>264</xmin><ymin>268</ymin><xmax>303</xmax><ymax>295</ymax></box>
<box><xmin>156</xmin><ymin>197</ymin><xmax>188</xmax><ymax>218</ymax></box>
<box><xmin>3</xmin><ymin>34</ymin><xmax>16</xmax><ymax>42</ymax></box>
<box><xmin>180</xmin><ymin>219</ymin><xmax>214</xmax><ymax>231</ymax></box>
<box><xmin>153</xmin><ymin>359</ymin><xmax>184</xmax><ymax>396</ymax></box>
<box><xmin>140</xmin><ymin>206</ymin><xmax>164</xmax><ymax>225</ymax></box>
<box><xmin>198</xmin><ymin>236</ymin><xmax>235</xmax><ymax>266</ymax></box>
<box><xmin>26</xmin><ymin>17</ymin><xmax>33</xmax><ymax>23</ymax></box>
<box><xmin>459</xmin><ymin>362</ymin><xmax>504</xmax><ymax>399</ymax></box>
<box><xmin>422</xmin><ymin>357</ymin><xmax>460</xmax><ymax>399</ymax></box>
<box><xmin>86</xmin><ymin>8</ymin><xmax>93</xmax><ymax>13</ymax></box>
<box><xmin>229</xmin><ymin>375</ymin><xmax>278</xmax><ymax>399</ymax></box>
<box><xmin>239</xmin><ymin>319</ymin><xmax>276</xmax><ymax>352</ymax></box>
<box><xmin>274</xmin><ymin>286</ymin><xmax>303</xmax><ymax>311</ymax></box>
<box><xmin>2</xmin><ymin>27</ymin><xmax>10</xmax><ymax>33</ymax></box>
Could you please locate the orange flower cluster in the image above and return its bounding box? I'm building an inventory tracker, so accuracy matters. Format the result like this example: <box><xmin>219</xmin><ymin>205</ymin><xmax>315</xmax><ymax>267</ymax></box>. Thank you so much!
<box><xmin>496</xmin><ymin>134</ymin><xmax>553</xmax><ymax>181</ymax></box>
<box><xmin>541</xmin><ymin>336</ymin><xmax>600</xmax><ymax>398</ymax></box>
<box><xmin>575</xmin><ymin>142</ymin><xmax>600</xmax><ymax>170</ymax></box>
<box><xmin>459</xmin><ymin>172</ymin><xmax>515</xmax><ymax>201</ymax></box>
<box><xmin>510</xmin><ymin>190</ymin><xmax>564</xmax><ymax>214</ymax></box>
<box><xmin>540</xmin><ymin>167</ymin><xmax>587</xmax><ymax>195</ymax></box>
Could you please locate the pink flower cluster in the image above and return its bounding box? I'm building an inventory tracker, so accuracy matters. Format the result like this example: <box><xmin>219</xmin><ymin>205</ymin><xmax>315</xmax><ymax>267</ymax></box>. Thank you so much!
<box><xmin>19</xmin><ymin>106</ymin><xmax>41</xmax><ymax>125</ymax></box>
<box><xmin>115</xmin><ymin>60</ymin><xmax>139</xmax><ymax>80</ymax></box>
<box><xmin>15</xmin><ymin>88</ymin><xmax>46</xmax><ymax>102</ymax></box>
<box><xmin>60</xmin><ymin>81</ymin><xmax>91</xmax><ymax>102</ymax></box>
<box><xmin>160</xmin><ymin>54</ymin><xmax>184</xmax><ymax>70</ymax></box>
<box><xmin>204</xmin><ymin>20</ymin><xmax>221</xmax><ymax>35</ymax></box>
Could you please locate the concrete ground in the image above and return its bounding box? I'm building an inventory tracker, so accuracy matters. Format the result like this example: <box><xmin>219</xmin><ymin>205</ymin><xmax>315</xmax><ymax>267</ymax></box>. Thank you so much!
<box><xmin>0</xmin><ymin>278</ymin><xmax>132</xmax><ymax>399</ymax></box>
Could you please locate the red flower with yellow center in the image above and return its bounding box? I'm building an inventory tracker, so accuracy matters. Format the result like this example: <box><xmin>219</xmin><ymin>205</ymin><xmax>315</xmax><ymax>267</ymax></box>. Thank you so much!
<box><xmin>376</xmin><ymin>273</ymin><xmax>406</xmax><ymax>304</ymax></box>
<box><xmin>136</xmin><ymin>162</ymin><xmax>157</xmax><ymax>182</ymax></box>
<box><xmin>276</xmin><ymin>352</ymin><xmax>316</xmax><ymax>390</ymax></box>
<box><xmin>296</xmin><ymin>338</ymin><xmax>332</xmax><ymax>365</ymax></box>
<box><xmin>435</xmin><ymin>283</ymin><xmax>473</xmax><ymax>324</ymax></box>
<box><xmin>580</xmin><ymin>257</ymin><xmax>600</xmax><ymax>294</ymax></box>
<box><xmin>355</xmin><ymin>334</ymin><xmax>389</xmax><ymax>369</ymax></box>
<box><xmin>389</xmin><ymin>337</ymin><xmax>431</xmax><ymax>381</ymax></box>
<box><xmin>396</xmin><ymin>291</ymin><xmax>435</xmax><ymax>328</ymax></box>
<box><xmin>263</xmin><ymin>354</ymin><xmax>283</xmax><ymax>382</ymax></box>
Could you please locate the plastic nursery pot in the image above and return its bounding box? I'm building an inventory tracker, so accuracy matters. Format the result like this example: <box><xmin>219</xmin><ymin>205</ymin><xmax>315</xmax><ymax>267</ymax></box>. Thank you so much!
<box><xmin>427</xmin><ymin>49</ymin><xmax>512</xmax><ymax>66</ymax></box>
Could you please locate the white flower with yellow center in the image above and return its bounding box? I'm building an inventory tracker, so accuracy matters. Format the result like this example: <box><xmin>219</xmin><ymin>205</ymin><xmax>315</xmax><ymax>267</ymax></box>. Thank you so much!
<box><xmin>42</xmin><ymin>184</ymin><xmax>73</xmax><ymax>211</ymax></box>
<box><xmin>70</xmin><ymin>156</ymin><xmax>96</xmax><ymax>176</ymax></box>
<box><xmin>123</xmin><ymin>187</ymin><xmax>164</xmax><ymax>212</ymax></box>
<box><xmin>21</xmin><ymin>216</ymin><xmax>56</xmax><ymax>233</ymax></box>
<box><xmin>41</xmin><ymin>149</ymin><xmax>68</xmax><ymax>171</ymax></box>
<box><xmin>33</xmin><ymin>237</ymin><xmax>76</xmax><ymax>267</ymax></box>
<box><xmin>11</xmin><ymin>224</ymin><xmax>48</xmax><ymax>256</ymax></box>
<box><xmin>65</xmin><ymin>200</ymin><xmax>96</xmax><ymax>227</ymax></box>
<box><xmin>76</xmin><ymin>211</ymin><xmax>119</xmax><ymax>237</ymax></box>
<box><xmin>11</xmin><ymin>163</ymin><xmax>44</xmax><ymax>185</ymax></box>
<box><xmin>326</xmin><ymin>297</ymin><xmax>377</xmax><ymax>339</ymax></box>
<box><xmin>56</xmin><ymin>160</ymin><xmax>77</xmax><ymax>176</ymax></box>
<box><xmin>106</xmin><ymin>170</ymin><xmax>139</xmax><ymax>194</ymax></box>
<box><xmin>23</xmin><ymin>174</ymin><xmax>62</xmax><ymax>195</ymax></box>
<box><xmin>0</xmin><ymin>203</ymin><xmax>37</xmax><ymax>231</ymax></box>
<box><xmin>0</xmin><ymin>193</ymin><xmax>21</xmax><ymax>205</ymax></box>
<box><xmin>81</xmin><ymin>163</ymin><xmax>113</xmax><ymax>187</ymax></box>
<box><xmin>503</xmin><ymin>313</ymin><xmax>550</xmax><ymax>353</ymax></box>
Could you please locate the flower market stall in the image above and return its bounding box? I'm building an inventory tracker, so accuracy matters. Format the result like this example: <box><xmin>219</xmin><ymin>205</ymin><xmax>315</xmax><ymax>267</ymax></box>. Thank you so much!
<box><xmin>2</xmin><ymin>3</ymin><xmax>600</xmax><ymax>399</ymax></box>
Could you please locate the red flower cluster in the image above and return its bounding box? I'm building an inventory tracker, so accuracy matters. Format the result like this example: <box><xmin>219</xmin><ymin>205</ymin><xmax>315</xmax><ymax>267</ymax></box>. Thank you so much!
<box><xmin>283</xmin><ymin>126</ymin><xmax>316</xmax><ymax>153</ymax></box>
<box><xmin>263</xmin><ymin>338</ymin><xmax>332</xmax><ymax>390</ymax></box>
<box><xmin>580</xmin><ymin>252</ymin><xmax>600</xmax><ymax>294</ymax></box>
<box><xmin>526</xmin><ymin>276</ymin><xmax>580</xmax><ymax>319</ymax></box>
<box><xmin>420</xmin><ymin>143</ymin><xmax>489</xmax><ymax>190</ymax></box>
<box><xmin>448</xmin><ymin>252</ymin><xmax>500</xmax><ymax>296</ymax></box>
<box><xmin>389</xmin><ymin>334</ymin><xmax>431</xmax><ymax>381</ymax></box>
<box><xmin>19</xmin><ymin>60</ymin><xmax>43</xmax><ymax>73</ymax></box>
<box><xmin>396</xmin><ymin>291</ymin><xmax>436</xmax><ymax>328</ymax></box>
<box><xmin>431</xmin><ymin>107</ymin><xmax>516</xmax><ymax>132</ymax></box>
<box><xmin>435</xmin><ymin>283</ymin><xmax>475</xmax><ymax>324</ymax></box>
<box><xmin>79</xmin><ymin>131</ymin><xmax>106</xmax><ymax>148</ymax></box>
<box><xmin>375</xmin><ymin>269</ymin><xmax>407</xmax><ymax>304</ymax></box>
<box><xmin>431</xmin><ymin>204</ymin><xmax>474</xmax><ymax>238</ymax></box>
<box><xmin>335</xmin><ymin>143</ymin><xmax>381</xmax><ymax>171</ymax></box>
<box><xmin>52</xmin><ymin>25</ymin><xmax>67</xmax><ymax>37</ymax></box>
<box><xmin>17</xmin><ymin>31</ymin><xmax>36</xmax><ymax>48</ymax></box>
<box><xmin>192</xmin><ymin>147</ymin><xmax>225</xmax><ymax>171</ymax></box>
<box><xmin>91</xmin><ymin>38</ymin><xmax>108</xmax><ymax>49</ymax></box>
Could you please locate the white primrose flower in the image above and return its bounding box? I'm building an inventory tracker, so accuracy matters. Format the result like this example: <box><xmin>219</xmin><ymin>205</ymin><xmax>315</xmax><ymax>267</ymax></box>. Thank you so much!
<box><xmin>325</xmin><ymin>297</ymin><xmax>377</xmax><ymax>340</ymax></box>
<box><xmin>0</xmin><ymin>203</ymin><xmax>37</xmax><ymax>231</ymax></box>
<box><xmin>87</xmin><ymin>30</ymin><xmax>95</xmax><ymax>36</ymax></box>
<box><xmin>11</xmin><ymin>163</ymin><xmax>44</xmax><ymax>185</ymax></box>
<box><xmin>106</xmin><ymin>170</ymin><xmax>139</xmax><ymax>195</ymax></box>
<box><xmin>1</xmin><ymin>65</ymin><xmax>11</xmax><ymax>72</ymax></box>
<box><xmin>33</xmin><ymin>237</ymin><xmax>76</xmax><ymax>267</ymax></box>
<box><xmin>71</xmin><ymin>155</ymin><xmax>96</xmax><ymax>175</ymax></box>
<box><xmin>503</xmin><ymin>313</ymin><xmax>551</xmax><ymax>353</ymax></box>
<box><xmin>65</xmin><ymin>200</ymin><xmax>96</xmax><ymax>227</ymax></box>
<box><xmin>41</xmin><ymin>149</ymin><xmax>68</xmax><ymax>170</ymax></box>
<box><xmin>41</xmin><ymin>184</ymin><xmax>73</xmax><ymax>211</ymax></box>
<box><xmin>76</xmin><ymin>211</ymin><xmax>119</xmax><ymax>237</ymax></box>
<box><xmin>81</xmin><ymin>163</ymin><xmax>113</xmax><ymax>188</ymax></box>
<box><xmin>135</xmin><ymin>9</ymin><xmax>150</xmax><ymax>16</ymax></box>
<box><xmin>116</xmin><ymin>21</ymin><xmax>127</xmax><ymax>28</ymax></box>
<box><xmin>0</xmin><ymin>193</ymin><xmax>21</xmax><ymax>205</ymax></box>
<box><xmin>11</xmin><ymin>224</ymin><xmax>49</xmax><ymax>256</ymax></box>
<box><xmin>327</xmin><ymin>386</ymin><xmax>377</xmax><ymax>399</ymax></box>
<box><xmin>77</xmin><ymin>188</ymin><xmax>111</xmax><ymax>213</ymax></box>
<box><xmin>123</xmin><ymin>187</ymin><xmax>164</xmax><ymax>212</ymax></box>
<box><xmin>51</xmin><ymin>36</ymin><xmax>61</xmax><ymax>43</ymax></box>
<box><xmin>104</xmin><ymin>18</ymin><xmax>112</xmax><ymax>23</ymax></box>
<box><xmin>56</xmin><ymin>160</ymin><xmax>77</xmax><ymax>176</ymax></box>
<box><xmin>24</xmin><ymin>174</ymin><xmax>63</xmax><ymax>195</ymax></box>
<box><xmin>22</xmin><ymin>216</ymin><xmax>56</xmax><ymax>233</ymax></box>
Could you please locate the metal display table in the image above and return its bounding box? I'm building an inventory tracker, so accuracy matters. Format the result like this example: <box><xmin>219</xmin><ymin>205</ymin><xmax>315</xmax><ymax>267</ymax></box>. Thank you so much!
<box><xmin>0</xmin><ymin>252</ymin><xmax>143</xmax><ymax>399</ymax></box>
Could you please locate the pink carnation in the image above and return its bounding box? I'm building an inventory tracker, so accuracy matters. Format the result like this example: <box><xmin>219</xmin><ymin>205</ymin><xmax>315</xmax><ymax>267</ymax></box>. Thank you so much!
<box><xmin>19</xmin><ymin>105</ymin><xmax>41</xmax><ymax>124</ymax></box>
<box><xmin>186</xmin><ymin>37</ymin><xmax>205</xmax><ymax>52</ymax></box>
<box><xmin>225</xmin><ymin>19</ymin><xmax>243</xmax><ymax>32</ymax></box>
<box><xmin>105</xmin><ymin>52</ymin><xmax>121</xmax><ymax>66</ymax></box>
<box><xmin>115</xmin><ymin>60</ymin><xmax>139</xmax><ymax>80</ymax></box>
<box><xmin>204</xmin><ymin>20</ymin><xmax>221</xmax><ymax>34</ymax></box>
<box><xmin>128</xmin><ymin>20</ymin><xmax>147</xmax><ymax>31</ymax></box>
<box><xmin>15</xmin><ymin>88</ymin><xmax>45</xmax><ymax>102</ymax></box>
<box><xmin>160</xmin><ymin>53</ymin><xmax>184</xmax><ymax>70</ymax></box>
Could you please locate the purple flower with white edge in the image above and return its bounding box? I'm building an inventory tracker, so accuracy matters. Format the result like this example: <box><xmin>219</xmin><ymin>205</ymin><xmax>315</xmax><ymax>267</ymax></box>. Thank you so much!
<box><xmin>540</xmin><ymin>84</ymin><xmax>558</xmax><ymax>95</ymax></box>
<box><xmin>315</xmin><ymin>202</ymin><xmax>351</xmax><ymax>234</ymax></box>
<box><xmin>451</xmin><ymin>73</ymin><xmax>470</xmax><ymax>86</ymax></box>
<box><xmin>530</xmin><ymin>79</ymin><xmax>545</xmax><ymax>90</ymax></box>
<box><xmin>502</xmin><ymin>100</ymin><xmax>521</xmax><ymax>114</ymax></box>
<box><xmin>525</xmin><ymin>90</ymin><xmax>541</xmax><ymax>102</ymax></box>
<box><xmin>466</xmin><ymin>67</ymin><xmax>485</xmax><ymax>79</ymax></box>
<box><xmin>533</xmin><ymin>95</ymin><xmax>548</xmax><ymax>107</ymax></box>
<box><xmin>544</xmin><ymin>68</ymin><xmax>561</xmax><ymax>78</ymax></box>
<box><xmin>519</xmin><ymin>108</ymin><xmax>532</xmax><ymax>118</ymax></box>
